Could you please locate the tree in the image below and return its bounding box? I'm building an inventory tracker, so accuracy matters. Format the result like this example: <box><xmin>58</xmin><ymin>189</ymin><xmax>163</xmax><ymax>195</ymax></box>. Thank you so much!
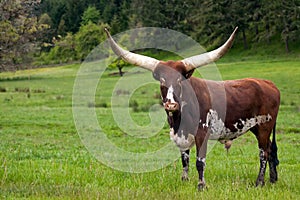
<box><xmin>277</xmin><ymin>0</ymin><xmax>300</xmax><ymax>53</ymax></box>
<box><xmin>75</xmin><ymin>21</ymin><xmax>108</xmax><ymax>60</ymax></box>
<box><xmin>109</xmin><ymin>58</ymin><xmax>129</xmax><ymax>76</ymax></box>
<box><xmin>191</xmin><ymin>0</ymin><xmax>236</xmax><ymax>47</ymax></box>
<box><xmin>248</xmin><ymin>0</ymin><xmax>263</xmax><ymax>42</ymax></box>
<box><xmin>39</xmin><ymin>0</ymin><xmax>66</xmax><ymax>35</ymax></box>
<box><xmin>102</xmin><ymin>1</ymin><xmax>117</xmax><ymax>24</ymax></box>
<box><xmin>37</xmin><ymin>32</ymin><xmax>77</xmax><ymax>65</ymax></box>
<box><xmin>231</xmin><ymin>0</ymin><xmax>256</xmax><ymax>49</ymax></box>
<box><xmin>0</xmin><ymin>0</ymin><xmax>48</xmax><ymax>71</ymax></box>
<box><xmin>130</xmin><ymin>0</ymin><xmax>191</xmax><ymax>32</ymax></box>
<box><xmin>0</xmin><ymin>20</ymin><xmax>19</xmax><ymax>71</ymax></box>
<box><xmin>37</xmin><ymin>13</ymin><xmax>54</xmax><ymax>51</ymax></box>
<box><xmin>260</xmin><ymin>0</ymin><xmax>300</xmax><ymax>52</ymax></box>
<box><xmin>65</xmin><ymin>0</ymin><xmax>85</xmax><ymax>33</ymax></box>
<box><xmin>81</xmin><ymin>6</ymin><xmax>101</xmax><ymax>25</ymax></box>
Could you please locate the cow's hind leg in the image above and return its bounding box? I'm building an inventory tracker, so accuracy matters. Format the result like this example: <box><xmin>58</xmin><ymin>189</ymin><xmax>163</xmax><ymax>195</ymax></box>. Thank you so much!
<box><xmin>268</xmin><ymin>124</ymin><xmax>279</xmax><ymax>183</ymax></box>
<box><xmin>195</xmin><ymin>129</ymin><xmax>208</xmax><ymax>191</ymax></box>
<box><xmin>256</xmin><ymin>148</ymin><xmax>268</xmax><ymax>186</ymax></box>
<box><xmin>181</xmin><ymin>149</ymin><xmax>190</xmax><ymax>181</ymax></box>
<box><xmin>253</xmin><ymin>125</ymin><xmax>272</xmax><ymax>186</ymax></box>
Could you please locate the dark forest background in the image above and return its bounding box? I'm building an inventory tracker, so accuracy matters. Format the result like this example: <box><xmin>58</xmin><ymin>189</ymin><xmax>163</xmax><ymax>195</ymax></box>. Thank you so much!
<box><xmin>1</xmin><ymin>0</ymin><xmax>300</xmax><ymax>71</ymax></box>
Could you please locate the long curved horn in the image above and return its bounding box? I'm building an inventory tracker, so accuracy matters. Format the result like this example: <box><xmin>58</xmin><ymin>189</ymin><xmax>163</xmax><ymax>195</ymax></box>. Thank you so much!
<box><xmin>104</xmin><ymin>28</ymin><xmax>159</xmax><ymax>72</ymax></box>
<box><xmin>181</xmin><ymin>27</ymin><xmax>238</xmax><ymax>71</ymax></box>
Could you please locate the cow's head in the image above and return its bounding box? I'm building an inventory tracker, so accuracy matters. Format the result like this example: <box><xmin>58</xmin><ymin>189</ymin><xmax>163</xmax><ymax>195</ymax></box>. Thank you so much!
<box><xmin>105</xmin><ymin>28</ymin><xmax>238</xmax><ymax>134</ymax></box>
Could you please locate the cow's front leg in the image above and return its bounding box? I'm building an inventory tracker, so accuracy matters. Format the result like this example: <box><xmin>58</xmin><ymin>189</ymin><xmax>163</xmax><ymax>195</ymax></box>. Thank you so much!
<box><xmin>196</xmin><ymin>157</ymin><xmax>206</xmax><ymax>190</ymax></box>
<box><xmin>181</xmin><ymin>149</ymin><xmax>190</xmax><ymax>181</ymax></box>
<box><xmin>195</xmin><ymin>129</ymin><xmax>209</xmax><ymax>191</ymax></box>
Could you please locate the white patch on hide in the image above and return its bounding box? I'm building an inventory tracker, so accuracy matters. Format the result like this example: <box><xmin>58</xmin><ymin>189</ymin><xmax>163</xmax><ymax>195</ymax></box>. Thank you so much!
<box><xmin>197</xmin><ymin>157</ymin><xmax>206</xmax><ymax>163</ymax></box>
<box><xmin>170</xmin><ymin>128</ymin><xmax>195</xmax><ymax>151</ymax></box>
<box><xmin>204</xmin><ymin>109</ymin><xmax>272</xmax><ymax>141</ymax></box>
<box><xmin>166</xmin><ymin>85</ymin><xmax>176</xmax><ymax>103</ymax></box>
<box><xmin>233</xmin><ymin>114</ymin><xmax>272</xmax><ymax>134</ymax></box>
<box><xmin>205</xmin><ymin>109</ymin><xmax>231</xmax><ymax>140</ymax></box>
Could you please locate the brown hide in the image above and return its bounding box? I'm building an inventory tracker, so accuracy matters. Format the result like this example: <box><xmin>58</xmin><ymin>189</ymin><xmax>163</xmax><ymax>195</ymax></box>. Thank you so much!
<box><xmin>189</xmin><ymin>77</ymin><xmax>280</xmax><ymax>134</ymax></box>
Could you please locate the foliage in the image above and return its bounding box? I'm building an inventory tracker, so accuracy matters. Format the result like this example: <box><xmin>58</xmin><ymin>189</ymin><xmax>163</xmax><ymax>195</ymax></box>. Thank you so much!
<box><xmin>75</xmin><ymin>22</ymin><xmax>108</xmax><ymax>60</ymax></box>
<box><xmin>0</xmin><ymin>0</ymin><xmax>49</xmax><ymax>71</ymax></box>
<box><xmin>36</xmin><ymin>21</ymin><xmax>109</xmax><ymax>65</ymax></box>
<box><xmin>38</xmin><ymin>0</ymin><xmax>300</xmax><ymax>59</ymax></box>
<box><xmin>0</xmin><ymin>20</ymin><xmax>20</xmax><ymax>68</ymax></box>
<box><xmin>81</xmin><ymin>6</ymin><xmax>101</xmax><ymax>26</ymax></box>
<box><xmin>37</xmin><ymin>33</ymin><xmax>77</xmax><ymax>65</ymax></box>
<box><xmin>1</xmin><ymin>0</ymin><xmax>300</xmax><ymax>72</ymax></box>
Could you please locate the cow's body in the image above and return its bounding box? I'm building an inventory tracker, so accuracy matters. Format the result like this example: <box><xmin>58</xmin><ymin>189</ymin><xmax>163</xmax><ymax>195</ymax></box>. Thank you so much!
<box><xmin>169</xmin><ymin>77</ymin><xmax>280</xmax><ymax>151</ymax></box>
<box><xmin>105</xmin><ymin>27</ymin><xmax>280</xmax><ymax>190</ymax></box>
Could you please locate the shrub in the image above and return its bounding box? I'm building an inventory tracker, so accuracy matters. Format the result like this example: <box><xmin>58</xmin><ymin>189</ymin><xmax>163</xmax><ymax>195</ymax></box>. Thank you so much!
<box><xmin>0</xmin><ymin>87</ymin><xmax>7</xmax><ymax>92</ymax></box>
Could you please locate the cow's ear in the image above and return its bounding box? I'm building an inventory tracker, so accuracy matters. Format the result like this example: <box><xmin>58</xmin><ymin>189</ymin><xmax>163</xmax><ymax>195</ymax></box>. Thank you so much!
<box><xmin>184</xmin><ymin>69</ymin><xmax>194</xmax><ymax>79</ymax></box>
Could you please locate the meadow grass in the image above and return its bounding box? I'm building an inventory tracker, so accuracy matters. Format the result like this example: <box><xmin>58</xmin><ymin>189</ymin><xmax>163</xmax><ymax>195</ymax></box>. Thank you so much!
<box><xmin>0</xmin><ymin>57</ymin><xmax>299</xmax><ymax>199</ymax></box>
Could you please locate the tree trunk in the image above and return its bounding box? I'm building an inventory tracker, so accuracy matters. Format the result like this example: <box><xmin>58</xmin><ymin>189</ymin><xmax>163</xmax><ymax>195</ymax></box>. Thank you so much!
<box><xmin>117</xmin><ymin>59</ymin><xmax>124</xmax><ymax>76</ymax></box>
<box><xmin>242</xmin><ymin>29</ymin><xmax>248</xmax><ymax>49</ymax></box>
<box><xmin>255</xmin><ymin>25</ymin><xmax>259</xmax><ymax>43</ymax></box>
<box><xmin>285</xmin><ymin>35</ymin><xmax>290</xmax><ymax>53</ymax></box>
<box><xmin>118</xmin><ymin>66</ymin><xmax>124</xmax><ymax>76</ymax></box>
<box><xmin>266</xmin><ymin>22</ymin><xmax>270</xmax><ymax>44</ymax></box>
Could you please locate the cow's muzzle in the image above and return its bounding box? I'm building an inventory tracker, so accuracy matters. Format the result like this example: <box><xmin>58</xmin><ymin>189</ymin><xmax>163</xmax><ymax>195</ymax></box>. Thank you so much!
<box><xmin>164</xmin><ymin>102</ymin><xmax>179</xmax><ymax>112</ymax></box>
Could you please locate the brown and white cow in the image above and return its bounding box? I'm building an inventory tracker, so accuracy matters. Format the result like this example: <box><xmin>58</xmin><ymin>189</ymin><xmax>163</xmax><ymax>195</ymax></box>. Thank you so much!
<box><xmin>105</xmin><ymin>27</ymin><xmax>280</xmax><ymax>190</ymax></box>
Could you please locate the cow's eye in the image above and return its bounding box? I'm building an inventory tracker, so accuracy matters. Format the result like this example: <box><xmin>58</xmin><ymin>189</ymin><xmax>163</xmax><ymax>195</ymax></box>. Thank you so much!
<box><xmin>153</xmin><ymin>72</ymin><xmax>160</xmax><ymax>80</ymax></box>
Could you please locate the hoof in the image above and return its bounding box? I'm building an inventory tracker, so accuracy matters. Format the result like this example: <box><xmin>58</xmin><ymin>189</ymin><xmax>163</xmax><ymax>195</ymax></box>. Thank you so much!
<box><xmin>197</xmin><ymin>181</ymin><xmax>206</xmax><ymax>191</ymax></box>
<box><xmin>269</xmin><ymin>170</ymin><xmax>278</xmax><ymax>183</ymax></box>
<box><xmin>181</xmin><ymin>171</ymin><xmax>189</xmax><ymax>181</ymax></box>
<box><xmin>270</xmin><ymin>176</ymin><xmax>278</xmax><ymax>184</ymax></box>
<box><xmin>255</xmin><ymin>179</ymin><xmax>265</xmax><ymax>187</ymax></box>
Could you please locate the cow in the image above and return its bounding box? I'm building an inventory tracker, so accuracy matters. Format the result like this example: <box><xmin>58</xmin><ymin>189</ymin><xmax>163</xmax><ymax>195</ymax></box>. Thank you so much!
<box><xmin>104</xmin><ymin>27</ymin><xmax>280</xmax><ymax>190</ymax></box>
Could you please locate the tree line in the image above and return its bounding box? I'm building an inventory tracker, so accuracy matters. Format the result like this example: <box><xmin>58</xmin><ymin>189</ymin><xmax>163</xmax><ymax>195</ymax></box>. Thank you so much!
<box><xmin>1</xmin><ymin>0</ymin><xmax>299</xmax><ymax>71</ymax></box>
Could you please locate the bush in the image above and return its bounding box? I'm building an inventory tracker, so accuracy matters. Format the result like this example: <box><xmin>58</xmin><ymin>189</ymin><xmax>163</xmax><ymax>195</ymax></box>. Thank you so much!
<box><xmin>129</xmin><ymin>100</ymin><xmax>139</xmax><ymax>112</ymax></box>
<box><xmin>75</xmin><ymin>22</ymin><xmax>108</xmax><ymax>60</ymax></box>
<box><xmin>0</xmin><ymin>87</ymin><xmax>7</xmax><ymax>92</ymax></box>
<box><xmin>37</xmin><ymin>33</ymin><xmax>77</xmax><ymax>65</ymax></box>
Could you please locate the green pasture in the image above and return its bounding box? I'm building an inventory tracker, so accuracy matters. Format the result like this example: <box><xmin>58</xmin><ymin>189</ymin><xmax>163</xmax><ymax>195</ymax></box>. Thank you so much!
<box><xmin>0</xmin><ymin>57</ymin><xmax>299</xmax><ymax>199</ymax></box>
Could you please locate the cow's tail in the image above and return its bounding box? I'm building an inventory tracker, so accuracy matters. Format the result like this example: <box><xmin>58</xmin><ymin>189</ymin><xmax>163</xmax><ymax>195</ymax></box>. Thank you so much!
<box><xmin>270</xmin><ymin>122</ymin><xmax>279</xmax><ymax>166</ymax></box>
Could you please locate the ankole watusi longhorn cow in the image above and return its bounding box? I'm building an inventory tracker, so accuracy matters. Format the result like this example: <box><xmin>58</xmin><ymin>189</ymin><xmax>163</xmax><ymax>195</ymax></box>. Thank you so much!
<box><xmin>105</xmin><ymin>27</ymin><xmax>280</xmax><ymax>190</ymax></box>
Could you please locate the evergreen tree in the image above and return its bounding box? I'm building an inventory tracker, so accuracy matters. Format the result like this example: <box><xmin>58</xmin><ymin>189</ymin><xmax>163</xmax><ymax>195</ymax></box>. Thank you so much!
<box><xmin>63</xmin><ymin>0</ymin><xmax>86</xmax><ymax>33</ymax></box>
<box><xmin>40</xmin><ymin>0</ymin><xmax>66</xmax><ymax>35</ymax></box>
<box><xmin>81</xmin><ymin>6</ymin><xmax>101</xmax><ymax>26</ymax></box>
<box><xmin>277</xmin><ymin>0</ymin><xmax>300</xmax><ymax>53</ymax></box>
<box><xmin>191</xmin><ymin>0</ymin><xmax>235</xmax><ymax>46</ymax></box>
<box><xmin>261</xmin><ymin>0</ymin><xmax>300</xmax><ymax>52</ymax></box>
<box><xmin>102</xmin><ymin>1</ymin><xmax>118</xmax><ymax>24</ymax></box>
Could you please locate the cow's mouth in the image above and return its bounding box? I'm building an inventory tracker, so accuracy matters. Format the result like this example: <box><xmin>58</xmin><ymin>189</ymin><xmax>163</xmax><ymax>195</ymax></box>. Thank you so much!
<box><xmin>167</xmin><ymin>110</ymin><xmax>181</xmax><ymax>134</ymax></box>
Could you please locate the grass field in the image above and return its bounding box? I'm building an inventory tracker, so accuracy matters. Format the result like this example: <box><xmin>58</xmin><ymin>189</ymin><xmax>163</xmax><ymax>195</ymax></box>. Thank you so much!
<box><xmin>0</xmin><ymin>56</ymin><xmax>299</xmax><ymax>199</ymax></box>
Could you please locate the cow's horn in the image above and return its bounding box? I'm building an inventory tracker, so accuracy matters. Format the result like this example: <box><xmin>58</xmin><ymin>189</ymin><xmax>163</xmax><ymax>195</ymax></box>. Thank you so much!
<box><xmin>181</xmin><ymin>27</ymin><xmax>238</xmax><ymax>71</ymax></box>
<box><xmin>104</xmin><ymin>28</ymin><xmax>159</xmax><ymax>72</ymax></box>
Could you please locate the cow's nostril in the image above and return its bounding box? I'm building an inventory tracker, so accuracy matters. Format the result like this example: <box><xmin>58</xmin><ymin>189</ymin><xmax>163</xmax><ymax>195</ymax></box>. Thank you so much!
<box><xmin>165</xmin><ymin>102</ymin><xmax>179</xmax><ymax>112</ymax></box>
